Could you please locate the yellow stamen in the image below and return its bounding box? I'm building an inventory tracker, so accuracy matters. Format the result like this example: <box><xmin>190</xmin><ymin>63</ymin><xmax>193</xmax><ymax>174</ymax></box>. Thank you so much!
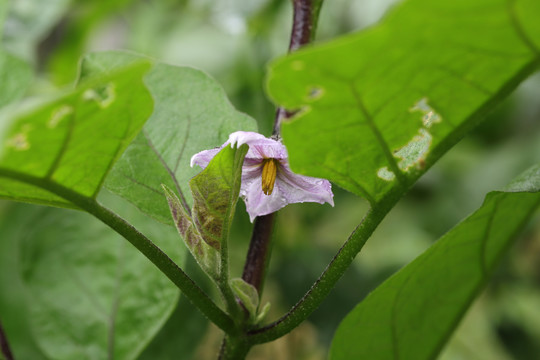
<box><xmin>261</xmin><ymin>159</ymin><xmax>278</xmax><ymax>195</ymax></box>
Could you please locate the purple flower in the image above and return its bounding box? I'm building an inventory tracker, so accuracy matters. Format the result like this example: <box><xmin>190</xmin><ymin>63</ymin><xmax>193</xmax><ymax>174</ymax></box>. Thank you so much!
<box><xmin>191</xmin><ymin>131</ymin><xmax>334</xmax><ymax>222</ymax></box>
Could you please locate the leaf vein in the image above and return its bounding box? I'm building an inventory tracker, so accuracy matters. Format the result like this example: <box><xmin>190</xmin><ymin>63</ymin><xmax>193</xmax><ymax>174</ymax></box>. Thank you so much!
<box><xmin>143</xmin><ymin>130</ymin><xmax>191</xmax><ymax>214</ymax></box>
<box><xmin>507</xmin><ymin>0</ymin><xmax>540</xmax><ymax>55</ymax></box>
<box><xmin>349</xmin><ymin>83</ymin><xmax>407</xmax><ymax>187</ymax></box>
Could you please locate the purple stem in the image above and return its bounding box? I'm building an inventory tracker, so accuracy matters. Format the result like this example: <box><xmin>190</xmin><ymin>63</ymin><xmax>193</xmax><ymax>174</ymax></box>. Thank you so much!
<box><xmin>0</xmin><ymin>319</ymin><xmax>14</xmax><ymax>360</ymax></box>
<box><xmin>242</xmin><ymin>0</ymin><xmax>323</xmax><ymax>293</ymax></box>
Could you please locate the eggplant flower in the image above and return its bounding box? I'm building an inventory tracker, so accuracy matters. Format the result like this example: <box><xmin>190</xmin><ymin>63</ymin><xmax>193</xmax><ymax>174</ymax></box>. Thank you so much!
<box><xmin>191</xmin><ymin>131</ymin><xmax>334</xmax><ymax>222</ymax></box>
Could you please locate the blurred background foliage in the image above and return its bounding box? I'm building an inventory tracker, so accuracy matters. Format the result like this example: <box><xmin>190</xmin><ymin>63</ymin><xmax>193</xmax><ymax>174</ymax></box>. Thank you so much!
<box><xmin>0</xmin><ymin>0</ymin><xmax>539</xmax><ymax>359</ymax></box>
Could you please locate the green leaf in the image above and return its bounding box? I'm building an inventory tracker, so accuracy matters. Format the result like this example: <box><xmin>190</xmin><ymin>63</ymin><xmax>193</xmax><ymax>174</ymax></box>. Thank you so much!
<box><xmin>1</xmin><ymin>203</ymin><xmax>182</xmax><ymax>360</ymax></box>
<box><xmin>163</xmin><ymin>184</ymin><xmax>220</xmax><ymax>279</ymax></box>
<box><xmin>163</xmin><ymin>144</ymin><xmax>248</xmax><ymax>279</ymax></box>
<box><xmin>0</xmin><ymin>204</ymin><xmax>48</xmax><ymax>360</ymax></box>
<box><xmin>189</xmin><ymin>144</ymin><xmax>248</xmax><ymax>250</ymax></box>
<box><xmin>0</xmin><ymin>51</ymin><xmax>32</xmax><ymax>108</ymax></box>
<box><xmin>267</xmin><ymin>0</ymin><xmax>540</xmax><ymax>204</ymax></box>
<box><xmin>78</xmin><ymin>51</ymin><xmax>258</xmax><ymax>224</ymax></box>
<box><xmin>137</xmin><ymin>293</ymin><xmax>208</xmax><ymax>360</ymax></box>
<box><xmin>0</xmin><ymin>61</ymin><xmax>152</xmax><ymax>207</ymax></box>
<box><xmin>329</xmin><ymin>164</ymin><xmax>540</xmax><ymax>360</ymax></box>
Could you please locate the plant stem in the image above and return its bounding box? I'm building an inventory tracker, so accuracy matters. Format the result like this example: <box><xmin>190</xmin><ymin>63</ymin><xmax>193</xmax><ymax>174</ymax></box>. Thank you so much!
<box><xmin>0</xmin><ymin>319</ymin><xmax>14</xmax><ymax>360</ymax></box>
<box><xmin>243</xmin><ymin>0</ymin><xmax>324</xmax><ymax>294</ymax></box>
<box><xmin>247</xmin><ymin>195</ymin><xmax>399</xmax><ymax>343</ymax></box>
<box><xmin>218</xmin><ymin>336</ymin><xmax>251</xmax><ymax>360</ymax></box>
<box><xmin>289</xmin><ymin>0</ymin><xmax>324</xmax><ymax>51</ymax></box>
<box><xmin>242</xmin><ymin>213</ymin><xmax>276</xmax><ymax>293</ymax></box>
<box><xmin>219</xmin><ymin>218</ymin><xmax>243</xmax><ymax>321</ymax></box>
<box><xmin>232</xmin><ymin>0</ymin><xmax>326</xmax><ymax>353</ymax></box>
<box><xmin>0</xmin><ymin>169</ymin><xmax>236</xmax><ymax>335</ymax></box>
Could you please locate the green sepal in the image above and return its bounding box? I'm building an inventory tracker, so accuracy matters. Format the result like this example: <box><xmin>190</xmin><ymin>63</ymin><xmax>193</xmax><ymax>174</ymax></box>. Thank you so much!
<box><xmin>255</xmin><ymin>302</ymin><xmax>271</xmax><ymax>325</ymax></box>
<box><xmin>230</xmin><ymin>278</ymin><xmax>259</xmax><ymax>321</ymax></box>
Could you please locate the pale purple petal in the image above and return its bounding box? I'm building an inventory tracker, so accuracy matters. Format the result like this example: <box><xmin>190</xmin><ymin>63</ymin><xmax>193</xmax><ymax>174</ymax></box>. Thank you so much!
<box><xmin>247</xmin><ymin>143</ymin><xmax>287</xmax><ymax>160</ymax></box>
<box><xmin>228</xmin><ymin>131</ymin><xmax>268</xmax><ymax>147</ymax></box>
<box><xmin>241</xmin><ymin>161</ymin><xmax>334</xmax><ymax>221</ymax></box>
<box><xmin>190</xmin><ymin>147</ymin><xmax>221</xmax><ymax>169</ymax></box>
<box><xmin>242</xmin><ymin>178</ymin><xmax>288</xmax><ymax>222</ymax></box>
<box><xmin>275</xmin><ymin>162</ymin><xmax>334</xmax><ymax>207</ymax></box>
<box><xmin>229</xmin><ymin>131</ymin><xmax>288</xmax><ymax>160</ymax></box>
<box><xmin>239</xmin><ymin>162</ymin><xmax>262</xmax><ymax>197</ymax></box>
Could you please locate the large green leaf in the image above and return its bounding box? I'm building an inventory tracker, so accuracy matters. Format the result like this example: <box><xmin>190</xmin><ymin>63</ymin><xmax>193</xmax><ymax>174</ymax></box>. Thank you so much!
<box><xmin>0</xmin><ymin>203</ymin><xmax>48</xmax><ymax>360</ymax></box>
<box><xmin>329</xmin><ymin>164</ymin><xmax>540</xmax><ymax>360</ymax></box>
<box><xmin>2</xmin><ymin>202</ymin><xmax>183</xmax><ymax>360</ymax></box>
<box><xmin>78</xmin><ymin>51</ymin><xmax>257</xmax><ymax>224</ymax></box>
<box><xmin>267</xmin><ymin>0</ymin><xmax>540</xmax><ymax>204</ymax></box>
<box><xmin>0</xmin><ymin>61</ymin><xmax>152</xmax><ymax>207</ymax></box>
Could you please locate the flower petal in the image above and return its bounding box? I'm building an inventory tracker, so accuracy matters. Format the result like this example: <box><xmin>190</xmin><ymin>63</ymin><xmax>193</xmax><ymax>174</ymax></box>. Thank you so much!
<box><xmin>229</xmin><ymin>131</ymin><xmax>288</xmax><ymax>160</ymax></box>
<box><xmin>190</xmin><ymin>147</ymin><xmax>221</xmax><ymax>169</ymax></box>
<box><xmin>276</xmin><ymin>162</ymin><xmax>334</xmax><ymax>207</ymax></box>
<box><xmin>242</xmin><ymin>178</ymin><xmax>288</xmax><ymax>222</ymax></box>
<box><xmin>228</xmin><ymin>131</ymin><xmax>268</xmax><ymax>147</ymax></box>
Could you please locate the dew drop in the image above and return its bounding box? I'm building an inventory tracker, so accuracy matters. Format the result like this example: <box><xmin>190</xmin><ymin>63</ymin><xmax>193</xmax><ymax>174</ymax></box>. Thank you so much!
<box><xmin>307</xmin><ymin>87</ymin><xmax>324</xmax><ymax>100</ymax></box>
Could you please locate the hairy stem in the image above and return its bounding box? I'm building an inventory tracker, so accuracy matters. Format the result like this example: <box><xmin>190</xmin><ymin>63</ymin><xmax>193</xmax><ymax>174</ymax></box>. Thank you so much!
<box><xmin>219</xmin><ymin>218</ymin><xmax>243</xmax><ymax>321</ymax></box>
<box><xmin>0</xmin><ymin>169</ymin><xmax>236</xmax><ymax>335</ymax></box>
<box><xmin>219</xmin><ymin>336</ymin><xmax>250</xmax><ymax>360</ymax></box>
<box><xmin>84</xmin><ymin>201</ymin><xmax>237</xmax><ymax>334</ymax></box>
<box><xmin>247</xmin><ymin>199</ymin><xmax>396</xmax><ymax>343</ymax></box>
<box><xmin>0</xmin><ymin>319</ymin><xmax>14</xmax><ymax>360</ymax></box>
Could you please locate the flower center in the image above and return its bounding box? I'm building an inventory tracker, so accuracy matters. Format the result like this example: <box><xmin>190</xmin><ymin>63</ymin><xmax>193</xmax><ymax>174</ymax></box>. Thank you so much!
<box><xmin>261</xmin><ymin>158</ymin><xmax>278</xmax><ymax>196</ymax></box>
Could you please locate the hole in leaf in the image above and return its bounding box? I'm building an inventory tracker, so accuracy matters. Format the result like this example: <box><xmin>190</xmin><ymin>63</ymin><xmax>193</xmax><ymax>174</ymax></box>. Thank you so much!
<box><xmin>307</xmin><ymin>86</ymin><xmax>324</xmax><ymax>100</ymax></box>
<box><xmin>377</xmin><ymin>166</ymin><xmax>395</xmax><ymax>181</ymax></box>
<box><xmin>410</xmin><ymin>97</ymin><xmax>441</xmax><ymax>128</ymax></box>
<box><xmin>394</xmin><ymin>128</ymin><xmax>431</xmax><ymax>171</ymax></box>
<box><xmin>48</xmin><ymin>105</ymin><xmax>73</xmax><ymax>128</ymax></box>
<box><xmin>82</xmin><ymin>82</ymin><xmax>116</xmax><ymax>108</ymax></box>
<box><xmin>6</xmin><ymin>133</ymin><xmax>30</xmax><ymax>151</ymax></box>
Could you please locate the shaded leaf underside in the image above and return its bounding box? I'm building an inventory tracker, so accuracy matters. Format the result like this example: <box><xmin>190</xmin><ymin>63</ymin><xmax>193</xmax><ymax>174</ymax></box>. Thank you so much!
<box><xmin>10</xmin><ymin>205</ymin><xmax>181</xmax><ymax>360</ymax></box>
